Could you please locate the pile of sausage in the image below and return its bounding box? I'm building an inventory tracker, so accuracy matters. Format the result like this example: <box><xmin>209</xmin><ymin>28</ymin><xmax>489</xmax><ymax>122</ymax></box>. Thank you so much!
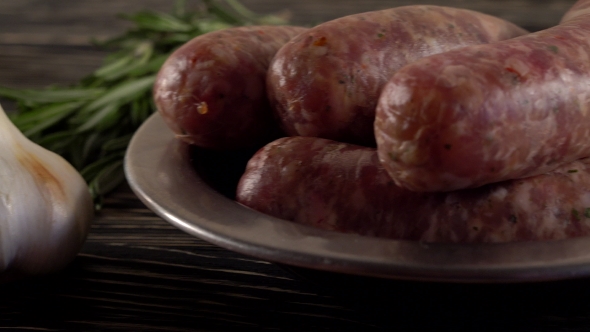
<box><xmin>154</xmin><ymin>0</ymin><xmax>590</xmax><ymax>243</ymax></box>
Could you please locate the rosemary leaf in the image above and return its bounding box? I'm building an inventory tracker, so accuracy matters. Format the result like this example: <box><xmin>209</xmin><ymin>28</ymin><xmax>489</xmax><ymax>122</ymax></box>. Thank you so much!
<box><xmin>127</xmin><ymin>55</ymin><xmax>169</xmax><ymax>77</ymax></box>
<box><xmin>21</xmin><ymin>102</ymin><xmax>85</xmax><ymax>137</ymax></box>
<box><xmin>36</xmin><ymin>131</ymin><xmax>77</xmax><ymax>155</ymax></box>
<box><xmin>102</xmin><ymin>134</ymin><xmax>133</xmax><ymax>152</ymax></box>
<box><xmin>89</xmin><ymin>160</ymin><xmax>126</xmax><ymax>210</ymax></box>
<box><xmin>0</xmin><ymin>0</ymin><xmax>289</xmax><ymax>209</ymax></box>
<box><xmin>78</xmin><ymin>75</ymin><xmax>156</xmax><ymax>119</ymax></box>
<box><xmin>76</xmin><ymin>103</ymin><xmax>119</xmax><ymax>133</ymax></box>
<box><xmin>0</xmin><ymin>86</ymin><xmax>104</xmax><ymax>106</ymax></box>
<box><xmin>121</xmin><ymin>11</ymin><xmax>194</xmax><ymax>32</ymax></box>
<box><xmin>93</xmin><ymin>55</ymin><xmax>135</xmax><ymax>80</ymax></box>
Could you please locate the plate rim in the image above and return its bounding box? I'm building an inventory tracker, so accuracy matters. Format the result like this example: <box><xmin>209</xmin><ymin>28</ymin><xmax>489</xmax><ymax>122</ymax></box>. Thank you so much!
<box><xmin>124</xmin><ymin>113</ymin><xmax>590</xmax><ymax>283</ymax></box>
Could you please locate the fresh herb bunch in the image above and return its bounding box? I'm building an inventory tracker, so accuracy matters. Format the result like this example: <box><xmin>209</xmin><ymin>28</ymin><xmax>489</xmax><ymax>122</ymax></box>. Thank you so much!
<box><xmin>0</xmin><ymin>0</ymin><xmax>288</xmax><ymax>210</ymax></box>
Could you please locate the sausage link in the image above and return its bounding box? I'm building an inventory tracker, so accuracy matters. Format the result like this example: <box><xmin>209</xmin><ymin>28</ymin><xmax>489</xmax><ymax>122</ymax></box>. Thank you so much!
<box><xmin>236</xmin><ymin>136</ymin><xmax>590</xmax><ymax>243</ymax></box>
<box><xmin>267</xmin><ymin>6</ymin><xmax>527</xmax><ymax>146</ymax></box>
<box><xmin>154</xmin><ymin>26</ymin><xmax>307</xmax><ymax>149</ymax></box>
<box><xmin>375</xmin><ymin>0</ymin><xmax>590</xmax><ymax>191</ymax></box>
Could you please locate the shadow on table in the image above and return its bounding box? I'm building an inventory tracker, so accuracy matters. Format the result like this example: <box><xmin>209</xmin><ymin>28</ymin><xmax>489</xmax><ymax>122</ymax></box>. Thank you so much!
<box><xmin>2</xmin><ymin>251</ymin><xmax>590</xmax><ymax>331</ymax></box>
<box><xmin>282</xmin><ymin>264</ymin><xmax>590</xmax><ymax>331</ymax></box>
<box><xmin>189</xmin><ymin>144</ymin><xmax>590</xmax><ymax>331</ymax></box>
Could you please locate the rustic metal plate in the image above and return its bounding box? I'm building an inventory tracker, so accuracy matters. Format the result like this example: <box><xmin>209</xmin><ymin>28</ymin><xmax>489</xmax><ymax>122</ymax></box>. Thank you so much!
<box><xmin>125</xmin><ymin>113</ymin><xmax>590</xmax><ymax>283</ymax></box>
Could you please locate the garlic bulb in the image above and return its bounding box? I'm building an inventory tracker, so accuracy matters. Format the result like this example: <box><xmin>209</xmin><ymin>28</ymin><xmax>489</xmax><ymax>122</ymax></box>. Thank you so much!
<box><xmin>0</xmin><ymin>104</ymin><xmax>93</xmax><ymax>282</ymax></box>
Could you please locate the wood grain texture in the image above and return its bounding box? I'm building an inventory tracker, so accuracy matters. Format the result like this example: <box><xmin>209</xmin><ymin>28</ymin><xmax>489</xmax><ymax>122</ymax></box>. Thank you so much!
<box><xmin>1</xmin><ymin>0</ymin><xmax>590</xmax><ymax>331</ymax></box>
<box><xmin>0</xmin><ymin>0</ymin><xmax>577</xmax><ymax>90</ymax></box>
<box><xmin>243</xmin><ymin>0</ymin><xmax>576</xmax><ymax>30</ymax></box>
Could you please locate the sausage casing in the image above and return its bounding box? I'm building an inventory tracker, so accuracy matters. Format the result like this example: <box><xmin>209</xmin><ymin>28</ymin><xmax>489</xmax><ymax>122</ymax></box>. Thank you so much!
<box><xmin>154</xmin><ymin>26</ymin><xmax>307</xmax><ymax>149</ymax></box>
<box><xmin>375</xmin><ymin>0</ymin><xmax>590</xmax><ymax>191</ymax></box>
<box><xmin>267</xmin><ymin>6</ymin><xmax>528</xmax><ymax>146</ymax></box>
<box><xmin>237</xmin><ymin>136</ymin><xmax>590</xmax><ymax>243</ymax></box>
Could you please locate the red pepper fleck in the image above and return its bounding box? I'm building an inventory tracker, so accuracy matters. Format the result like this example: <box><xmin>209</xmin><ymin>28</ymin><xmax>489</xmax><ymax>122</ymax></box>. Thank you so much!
<box><xmin>505</xmin><ymin>67</ymin><xmax>519</xmax><ymax>74</ymax></box>
<box><xmin>505</xmin><ymin>67</ymin><xmax>524</xmax><ymax>83</ymax></box>
<box><xmin>197</xmin><ymin>102</ymin><xmax>209</xmax><ymax>115</ymax></box>
<box><xmin>313</xmin><ymin>36</ymin><xmax>327</xmax><ymax>46</ymax></box>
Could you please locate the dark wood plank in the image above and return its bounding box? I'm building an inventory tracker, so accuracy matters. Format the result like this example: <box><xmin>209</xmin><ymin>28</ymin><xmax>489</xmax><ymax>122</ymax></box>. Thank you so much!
<box><xmin>0</xmin><ymin>0</ymin><xmax>577</xmax><ymax>40</ymax></box>
<box><xmin>0</xmin><ymin>186</ymin><xmax>383</xmax><ymax>331</ymax></box>
<box><xmin>0</xmin><ymin>45</ymin><xmax>106</xmax><ymax>89</ymax></box>
<box><xmin>0</xmin><ymin>0</ymin><xmax>574</xmax><ymax>89</ymax></box>
<box><xmin>244</xmin><ymin>0</ymin><xmax>576</xmax><ymax>31</ymax></box>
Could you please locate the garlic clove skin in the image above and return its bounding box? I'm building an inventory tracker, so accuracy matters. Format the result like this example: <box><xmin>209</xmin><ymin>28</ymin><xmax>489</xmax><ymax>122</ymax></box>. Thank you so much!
<box><xmin>0</xmin><ymin>104</ymin><xmax>94</xmax><ymax>282</ymax></box>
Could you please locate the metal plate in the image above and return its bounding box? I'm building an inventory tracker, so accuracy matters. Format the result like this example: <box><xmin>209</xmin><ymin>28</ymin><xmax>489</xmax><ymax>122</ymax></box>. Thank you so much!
<box><xmin>124</xmin><ymin>113</ymin><xmax>590</xmax><ymax>283</ymax></box>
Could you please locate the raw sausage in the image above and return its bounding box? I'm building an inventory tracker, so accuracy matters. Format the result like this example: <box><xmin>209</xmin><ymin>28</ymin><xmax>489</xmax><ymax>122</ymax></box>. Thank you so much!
<box><xmin>267</xmin><ymin>6</ymin><xmax>528</xmax><ymax>146</ymax></box>
<box><xmin>375</xmin><ymin>0</ymin><xmax>590</xmax><ymax>191</ymax></box>
<box><xmin>154</xmin><ymin>26</ymin><xmax>307</xmax><ymax>149</ymax></box>
<box><xmin>236</xmin><ymin>136</ymin><xmax>590</xmax><ymax>243</ymax></box>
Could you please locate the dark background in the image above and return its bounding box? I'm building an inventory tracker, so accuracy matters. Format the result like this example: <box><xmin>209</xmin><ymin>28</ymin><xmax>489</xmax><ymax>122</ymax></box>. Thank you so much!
<box><xmin>0</xmin><ymin>0</ymin><xmax>576</xmax><ymax>88</ymax></box>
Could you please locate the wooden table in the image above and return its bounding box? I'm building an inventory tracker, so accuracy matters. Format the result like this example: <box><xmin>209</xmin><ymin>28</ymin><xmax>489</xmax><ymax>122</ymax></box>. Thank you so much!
<box><xmin>1</xmin><ymin>0</ymin><xmax>588</xmax><ymax>330</ymax></box>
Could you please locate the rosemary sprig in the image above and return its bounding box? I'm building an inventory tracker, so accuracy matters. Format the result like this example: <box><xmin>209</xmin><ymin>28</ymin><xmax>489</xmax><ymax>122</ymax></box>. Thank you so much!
<box><xmin>0</xmin><ymin>0</ymin><xmax>289</xmax><ymax>210</ymax></box>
